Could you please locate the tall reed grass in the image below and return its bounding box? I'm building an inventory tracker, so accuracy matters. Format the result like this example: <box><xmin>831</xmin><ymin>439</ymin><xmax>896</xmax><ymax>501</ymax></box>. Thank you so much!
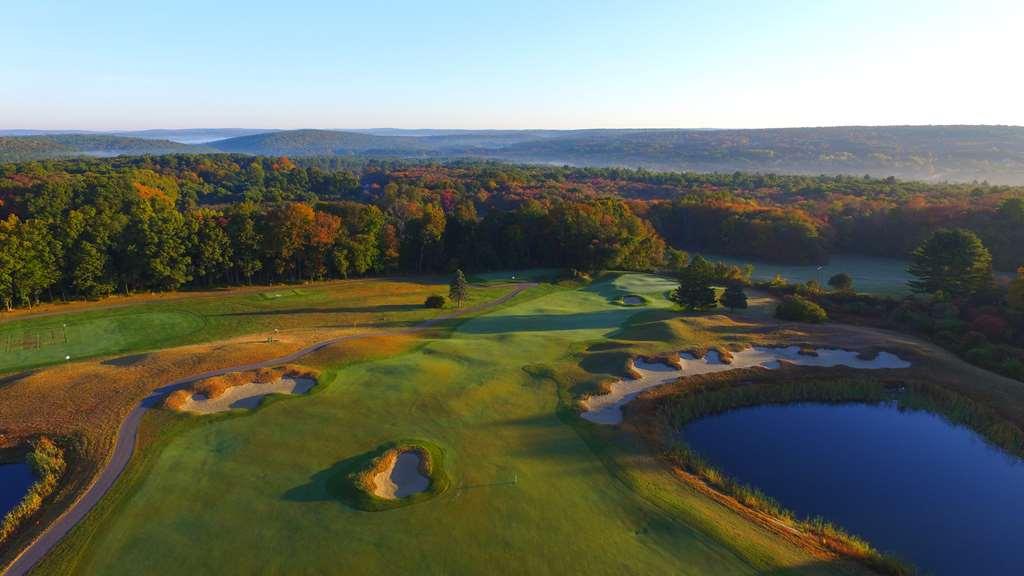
<box><xmin>0</xmin><ymin>436</ymin><xmax>66</xmax><ymax>544</ymax></box>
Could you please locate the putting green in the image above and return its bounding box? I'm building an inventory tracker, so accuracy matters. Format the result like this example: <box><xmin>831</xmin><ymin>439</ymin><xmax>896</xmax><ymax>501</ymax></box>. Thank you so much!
<box><xmin>37</xmin><ymin>275</ymin><xmax>860</xmax><ymax>575</ymax></box>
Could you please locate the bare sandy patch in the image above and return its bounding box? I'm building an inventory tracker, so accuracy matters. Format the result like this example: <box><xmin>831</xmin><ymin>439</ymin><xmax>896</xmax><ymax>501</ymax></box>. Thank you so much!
<box><xmin>371</xmin><ymin>450</ymin><xmax>430</xmax><ymax>499</ymax></box>
<box><xmin>582</xmin><ymin>346</ymin><xmax>910</xmax><ymax>425</ymax></box>
<box><xmin>176</xmin><ymin>376</ymin><xmax>315</xmax><ymax>414</ymax></box>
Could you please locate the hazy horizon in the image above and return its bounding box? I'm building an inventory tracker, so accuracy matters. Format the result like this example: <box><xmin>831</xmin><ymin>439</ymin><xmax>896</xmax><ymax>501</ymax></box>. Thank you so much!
<box><xmin>5</xmin><ymin>123</ymin><xmax>1024</xmax><ymax>134</ymax></box>
<box><xmin>3</xmin><ymin>0</ymin><xmax>1022</xmax><ymax>131</ymax></box>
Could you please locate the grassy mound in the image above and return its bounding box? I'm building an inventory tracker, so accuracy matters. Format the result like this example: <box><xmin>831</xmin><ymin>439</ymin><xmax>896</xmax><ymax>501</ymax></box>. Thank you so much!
<box><xmin>327</xmin><ymin>439</ymin><xmax>450</xmax><ymax>511</ymax></box>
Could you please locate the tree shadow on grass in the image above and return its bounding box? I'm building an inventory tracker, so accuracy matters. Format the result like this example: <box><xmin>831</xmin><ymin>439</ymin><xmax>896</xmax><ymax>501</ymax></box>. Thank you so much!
<box><xmin>281</xmin><ymin>449</ymin><xmax>378</xmax><ymax>504</ymax></box>
<box><xmin>0</xmin><ymin>370</ymin><xmax>35</xmax><ymax>390</ymax></box>
<box><xmin>101</xmin><ymin>353</ymin><xmax>149</xmax><ymax>366</ymax></box>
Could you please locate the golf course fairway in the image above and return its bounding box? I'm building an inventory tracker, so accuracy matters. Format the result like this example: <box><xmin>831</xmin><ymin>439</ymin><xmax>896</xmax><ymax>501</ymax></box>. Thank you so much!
<box><xmin>34</xmin><ymin>275</ymin><xmax>869</xmax><ymax>575</ymax></box>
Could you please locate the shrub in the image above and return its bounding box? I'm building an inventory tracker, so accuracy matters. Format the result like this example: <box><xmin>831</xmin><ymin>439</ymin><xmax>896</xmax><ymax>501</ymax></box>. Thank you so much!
<box><xmin>721</xmin><ymin>283</ymin><xmax>748</xmax><ymax>311</ymax></box>
<box><xmin>775</xmin><ymin>295</ymin><xmax>828</xmax><ymax>323</ymax></box>
<box><xmin>1002</xmin><ymin>358</ymin><xmax>1024</xmax><ymax>380</ymax></box>
<box><xmin>828</xmin><ymin>272</ymin><xmax>854</xmax><ymax>292</ymax></box>
<box><xmin>424</xmin><ymin>295</ymin><xmax>446</xmax><ymax>309</ymax></box>
<box><xmin>959</xmin><ymin>331</ymin><xmax>989</xmax><ymax>351</ymax></box>
<box><xmin>965</xmin><ymin>346</ymin><xmax>995</xmax><ymax>366</ymax></box>
<box><xmin>795</xmin><ymin>280</ymin><xmax>823</xmax><ymax>297</ymax></box>
<box><xmin>970</xmin><ymin>314</ymin><xmax>1011</xmax><ymax>342</ymax></box>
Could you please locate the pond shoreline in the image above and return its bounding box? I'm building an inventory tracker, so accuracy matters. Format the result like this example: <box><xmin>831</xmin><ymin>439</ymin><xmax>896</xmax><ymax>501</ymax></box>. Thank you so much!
<box><xmin>682</xmin><ymin>401</ymin><xmax>1024</xmax><ymax>576</ymax></box>
<box><xmin>626</xmin><ymin>365</ymin><xmax>1024</xmax><ymax>576</ymax></box>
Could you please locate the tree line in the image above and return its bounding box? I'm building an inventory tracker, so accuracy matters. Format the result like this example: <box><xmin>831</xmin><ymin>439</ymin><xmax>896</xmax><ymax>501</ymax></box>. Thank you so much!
<box><xmin>2</xmin><ymin>154</ymin><xmax>1023</xmax><ymax>309</ymax></box>
<box><xmin>0</xmin><ymin>160</ymin><xmax>667</xmax><ymax>309</ymax></box>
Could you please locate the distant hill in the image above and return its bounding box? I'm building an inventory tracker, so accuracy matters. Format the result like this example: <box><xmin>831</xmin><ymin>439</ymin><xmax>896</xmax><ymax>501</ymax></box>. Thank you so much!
<box><xmin>112</xmin><ymin>128</ymin><xmax>279</xmax><ymax>144</ymax></box>
<box><xmin>208</xmin><ymin>129</ymin><xmax>430</xmax><ymax>156</ymax></box>
<box><xmin>0</xmin><ymin>134</ymin><xmax>208</xmax><ymax>163</ymax></box>
<box><xmin>478</xmin><ymin>126</ymin><xmax>1024</xmax><ymax>184</ymax></box>
<box><xmin>297</xmin><ymin>125</ymin><xmax>1024</xmax><ymax>183</ymax></box>
<box><xmin>4</xmin><ymin>126</ymin><xmax>1024</xmax><ymax>183</ymax></box>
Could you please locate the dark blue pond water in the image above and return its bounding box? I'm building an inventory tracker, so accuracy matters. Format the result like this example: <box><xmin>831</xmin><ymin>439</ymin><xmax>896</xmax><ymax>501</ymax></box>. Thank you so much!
<box><xmin>0</xmin><ymin>461</ymin><xmax>36</xmax><ymax>518</ymax></box>
<box><xmin>681</xmin><ymin>402</ymin><xmax>1024</xmax><ymax>576</ymax></box>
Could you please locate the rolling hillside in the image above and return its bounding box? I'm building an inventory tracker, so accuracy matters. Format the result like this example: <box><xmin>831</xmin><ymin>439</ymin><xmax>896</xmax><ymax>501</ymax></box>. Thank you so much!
<box><xmin>207</xmin><ymin>129</ymin><xmax>429</xmax><ymax>156</ymax></box>
<box><xmin>484</xmin><ymin>126</ymin><xmax>1024</xmax><ymax>183</ymax></box>
<box><xmin>0</xmin><ymin>135</ymin><xmax>208</xmax><ymax>163</ymax></box>
<box><xmin>4</xmin><ymin>126</ymin><xmax>1024</xmax><ymax>183</ymax></box>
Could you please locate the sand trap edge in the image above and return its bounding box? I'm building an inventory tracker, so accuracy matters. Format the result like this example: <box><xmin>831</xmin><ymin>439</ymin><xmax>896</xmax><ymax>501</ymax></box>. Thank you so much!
<box><xmin>328</xmin><ymin>438</ymin><xmax>452</xmax><ymax>512</ymax></box>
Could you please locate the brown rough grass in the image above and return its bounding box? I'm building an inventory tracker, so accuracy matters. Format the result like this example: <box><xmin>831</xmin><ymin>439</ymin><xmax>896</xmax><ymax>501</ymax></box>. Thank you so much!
<box><xmin>163</xmin><ymin>390</ymin><xmax>191</xmax><ymax>411</ymax></box>
<box><xmin>169</xmin><ymin>364</ymin><xmax>321</xmax><ymax>411</ymax></box>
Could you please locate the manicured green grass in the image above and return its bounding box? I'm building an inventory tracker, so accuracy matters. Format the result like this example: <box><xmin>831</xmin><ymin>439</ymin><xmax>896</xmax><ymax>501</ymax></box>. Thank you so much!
<box><xmin>702</xmin><ymin>253</ymin><xmax>913</xmax><ymax>296</ymax></box>
<box><xmin>35</xmin><ymin>275</ymin><xmax>863</xmax><ymax>575</ymax></box>
<box><xmin>0</xmin><ymin>278</ymin><xmax>509</xmax><ymax>374</ymax></box>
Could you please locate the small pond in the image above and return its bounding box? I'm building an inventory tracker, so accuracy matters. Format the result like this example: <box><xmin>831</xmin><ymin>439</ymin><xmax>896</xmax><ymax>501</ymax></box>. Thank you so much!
<box><xmin>0</xmin><ymin>461</ymin><xmax>36</xmax><ymax>518</ymax></box>
<box><xmin>681</xmin><ymin>402</ymin><xmax>1024</xmax><ymax>575</ymax></box>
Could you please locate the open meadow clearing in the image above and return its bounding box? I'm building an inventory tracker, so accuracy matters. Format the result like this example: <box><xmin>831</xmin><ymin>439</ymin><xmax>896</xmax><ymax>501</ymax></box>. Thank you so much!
<box><xmin>30</xmin><ymin>274</ymin><xmax>875</xmax><ymax>575</ymax></box>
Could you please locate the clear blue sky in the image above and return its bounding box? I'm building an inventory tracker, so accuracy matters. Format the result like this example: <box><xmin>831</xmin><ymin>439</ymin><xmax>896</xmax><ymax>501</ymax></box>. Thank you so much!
<box><xmin>3</xmin><ymin>0</ymin><xmax>1021</xmax><ymax>130</ymax></box>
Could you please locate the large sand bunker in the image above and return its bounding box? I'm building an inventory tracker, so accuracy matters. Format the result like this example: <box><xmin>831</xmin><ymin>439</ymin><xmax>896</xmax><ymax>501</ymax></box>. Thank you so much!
<box><xmin>371</xmin><ymin>450</ymin><xmax>431</xmax><ymax>499</ymax></box>
<box><xmin>175</xmin><ymin>376</ymin><xmax>316</xmax><ymax>414</ymax></box>
<box><xmin>582</xmin><ymin>346</ymin><xmax>911</xmax><ymax>425</ymax></box>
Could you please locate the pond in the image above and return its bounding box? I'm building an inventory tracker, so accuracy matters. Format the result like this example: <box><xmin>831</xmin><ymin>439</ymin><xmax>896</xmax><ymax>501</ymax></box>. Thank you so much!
<box><xmin>680</xmin><ymin>402</ymin><xmax>1024</xmax><ymax>575</ymax></box>
<box><xmin>0</xmin><ymin>461</ymin><xmax>35</xmax><ymax>518</ymax></box>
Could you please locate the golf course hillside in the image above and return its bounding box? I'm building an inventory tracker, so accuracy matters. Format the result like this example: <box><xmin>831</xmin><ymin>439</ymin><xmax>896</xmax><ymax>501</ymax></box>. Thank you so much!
<box><xmin>1</xmin><ymin>269</ymin><xmax>1014</xmax><ymax>576</ymax></box>
<box><xmin>0</xmin><ymin>266</ymin><xmax>1022</xmax><ymax>575</ymax></box>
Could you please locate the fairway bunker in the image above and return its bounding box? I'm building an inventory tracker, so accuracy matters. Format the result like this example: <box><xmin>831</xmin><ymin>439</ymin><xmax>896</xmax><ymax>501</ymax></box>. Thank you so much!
<box><xmin>372</xmin><ymin>450</ymin><xmax>430</xmax><ymax>499</ymax></box>
<box><xmin>329</xmin><ymin>440</ymin><xmax>450</xmax><ymax>511</ymax></box>
<box><xmin>582</xmin><ymin>346</ymin><xmax>911</xmax><ymax>425</ymax></box>
<box><xmin>172</xmin><ymin>375</ymin><xmax>316</xmax><ymax>414</ymax></box>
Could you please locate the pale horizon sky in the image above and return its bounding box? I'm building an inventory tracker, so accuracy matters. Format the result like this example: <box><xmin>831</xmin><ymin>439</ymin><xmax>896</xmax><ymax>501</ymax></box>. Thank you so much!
<box><xmin>2</xmin><ymin>0</ymin><xmax>1022</xmax><ymax>131</ymax></box>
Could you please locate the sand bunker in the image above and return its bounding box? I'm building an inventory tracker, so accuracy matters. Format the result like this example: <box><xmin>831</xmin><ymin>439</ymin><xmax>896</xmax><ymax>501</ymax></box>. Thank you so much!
<box><xmin>621</xmin><ymin>295</ymin><xmax>646</xmax><ymax>305</ymax></box>
<box><xmin>372</xmin><ymin>451</ymin><xmax>430</xmax><ymax>499</ymax></box>
<box><xmin>582</xmin><ymin>346</ymin><xmax>911</xmax><ymax>425</ymax></box>
<box><xmin>178</xmin><ymin>377</ymin><xmax>316</xmax><ymax>414</ymax></box>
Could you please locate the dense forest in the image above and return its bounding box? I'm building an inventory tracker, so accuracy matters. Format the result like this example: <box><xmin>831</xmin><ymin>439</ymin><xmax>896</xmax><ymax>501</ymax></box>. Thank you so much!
<box><xmin>0</xmin><ymin>155</ymin><xmax>667</xmax><ymax>308</ymax></box>
<box><xmin>4</xmin><ymin>125</ymin><xmax>1024</xmax><ymax>184</ymax></box>
<box><xmin>1</xmin><ymin>154</ymin><xmax>1023</xmax><ymax>309</ymax></box>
